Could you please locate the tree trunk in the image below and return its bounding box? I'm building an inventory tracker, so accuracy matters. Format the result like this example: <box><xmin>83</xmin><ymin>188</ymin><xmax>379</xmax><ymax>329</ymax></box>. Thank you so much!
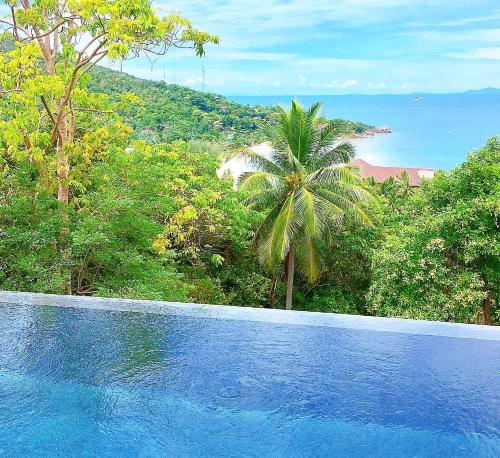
<box><xmin>30</xmin><ymin>14</ymin><xmax>74</xmax><ymax>295</ymax></box>
<box><xmin>285</xmin><ymin>242</ymin><xmax>295</xmax><ymax>310</ymax></box>
<box><xmin>56</xmin><ymin>128</ymin><xmax>72</xmax><ymax>294</ymax></box>
<box><xmin>267</xmin><ymin>275</ymin><xmax>280</xmax><ymax>309</ymax></box>
<box><xmin>477</xmin><ymin>294</ymin><xmax>493</xmax><ymax>325</ymax></box>
<box><xmin>56</xmin><ymin>143</ymin><xmax>69</xmax><ymax>205</ymax></box>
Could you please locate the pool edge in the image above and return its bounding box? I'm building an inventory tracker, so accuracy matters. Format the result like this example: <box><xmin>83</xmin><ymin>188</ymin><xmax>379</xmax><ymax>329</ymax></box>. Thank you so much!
<box><xmin>0</xmin><ymin>290</ymin><xmax>499</xmax><ymax>341</ymax></box>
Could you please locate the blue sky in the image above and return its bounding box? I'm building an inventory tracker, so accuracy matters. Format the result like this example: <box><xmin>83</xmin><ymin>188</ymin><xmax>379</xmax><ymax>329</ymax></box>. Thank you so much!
<box><xmin>118</xmin><ymin>0</ymin><xmax>500</xmax><ymax>95</ymax></box>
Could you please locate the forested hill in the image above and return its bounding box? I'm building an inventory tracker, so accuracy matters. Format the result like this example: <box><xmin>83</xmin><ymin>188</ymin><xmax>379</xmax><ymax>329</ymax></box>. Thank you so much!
<box><xmin>87</xmin><ymin>66</ymin><xmax>371</xmax><ymax>146</ymax></box>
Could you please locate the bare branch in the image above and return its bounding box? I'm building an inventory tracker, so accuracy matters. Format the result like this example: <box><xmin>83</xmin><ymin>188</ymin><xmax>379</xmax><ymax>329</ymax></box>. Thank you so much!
<box><xmin>41</xmin><ymin>95</ymin><xmax>58</xmax><ymax>126</ymax></box>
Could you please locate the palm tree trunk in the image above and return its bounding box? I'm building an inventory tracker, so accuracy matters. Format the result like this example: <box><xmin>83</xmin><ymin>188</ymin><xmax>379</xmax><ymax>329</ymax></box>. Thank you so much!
<box><xmin>285</xmin><ymin>241</ymin><xmax>295</xmax><ymax>310</ymax></box>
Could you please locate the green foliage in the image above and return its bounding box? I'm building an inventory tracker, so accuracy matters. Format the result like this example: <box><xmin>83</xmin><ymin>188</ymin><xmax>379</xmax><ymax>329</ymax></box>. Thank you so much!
<box><xmin>330</xmin><ymin>118</ymin><xmax>373</xmax><ymax>136</ymax></box>
<box><xmin>0</xmin><ymin>0</ymin><xmax>217</xmax><ymax>196</ymax></box>
<box><xmin>0</xmin><ymin>141</ymin><xmax>267</xmax><ymax>305</ymax></box>
<box><xmin>0</xmin><ymin>166</ymin><xmax>66</xmax><ymax>292</ymax></box>
<box><xmin>294</xmin><ymin>287</ymin><xmax>361</xmax><ymax>314</ymax></box>
<box><xmin>369</xmin><ymin>138</ymin><xmax>500</xmax><ymax>324</ymax></box>
<box><xmin>0</xmin><ymin>0</ymin><xmax>218</xmax><ymax>292</ymax></box>
<box><xmin>238</xmin><ymin>100</ymin><xmax>377</xmax><ymax>308</ymax></box>
<box><xmin>87</xmin><ymin>66</ymin><xmax>276</xmax><ymax>146</ymax></box>
<box><xmin>0</xmin><ymin>10</ymin><xmax>376</xmax><ymax>313</ymax></box>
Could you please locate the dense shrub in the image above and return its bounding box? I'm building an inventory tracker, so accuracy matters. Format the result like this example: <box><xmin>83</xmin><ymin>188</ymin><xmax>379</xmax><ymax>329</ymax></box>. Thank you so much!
<box><xmin>369</xmin><ymin>138</ymin><xmax>499</xmax><ymax>324</ymax></box>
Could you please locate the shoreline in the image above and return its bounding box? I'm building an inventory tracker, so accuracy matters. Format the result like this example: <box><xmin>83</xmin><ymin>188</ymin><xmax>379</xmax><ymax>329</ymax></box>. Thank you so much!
<box><xmin>218</xmin><ymin>127</ymin><xmax>391</xmax><ymax>181</ymax></box>
<box><xmin>350</xmin><ymin>126</ymin><xmax>392</xmax><ymax>139</ymax></box>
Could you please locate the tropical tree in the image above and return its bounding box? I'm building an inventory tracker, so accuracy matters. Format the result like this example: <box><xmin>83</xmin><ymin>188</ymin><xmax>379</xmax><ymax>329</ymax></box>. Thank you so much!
<box><xmin>369</xmin><ymin>137</ymin><xmax>500</xmax><ymax>324</ymax></box>
<box><xmin>237</xmin><ymin>100</ymin><xmax>376</xmax><ymax>309</ymax></box>
<box><xmin>378</xmin><ymin>171</ymin><xmax>414</xmax><ymax>214</ymax></box>
<box><xmin>0</xmin><ymin>0</ymin><xmax>217</xmax><ymax>205</ymax></box>
<box><xmin>396</xmin><ymin>171</ymin><xmax>414</xmax><ymax>198</ymax></box>
<box><xmin>0</xmin><ymin>0</ymin><xmax>217</xmax><ymax>292</ymax></box>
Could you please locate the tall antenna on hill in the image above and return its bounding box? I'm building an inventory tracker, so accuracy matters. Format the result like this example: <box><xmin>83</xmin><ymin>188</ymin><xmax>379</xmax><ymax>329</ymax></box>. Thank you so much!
<box><xmin>202</xmin><ymin>66</ymin><xmax>206</xmax><ymax>92</ymax></box>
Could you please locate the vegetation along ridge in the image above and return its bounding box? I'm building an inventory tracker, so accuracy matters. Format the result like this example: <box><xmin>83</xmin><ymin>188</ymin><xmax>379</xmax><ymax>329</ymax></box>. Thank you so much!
<box><xmin>87</xmin><ymin>66</ymin><xmax>374</xmax><ymax>146</ymax></box>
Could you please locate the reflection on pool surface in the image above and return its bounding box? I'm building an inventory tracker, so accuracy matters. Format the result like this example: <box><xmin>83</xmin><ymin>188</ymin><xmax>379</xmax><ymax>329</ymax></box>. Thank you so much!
<box><xmin>0</xmin><ymin>296</ymin><xmax>499</xmax><ymax>457</ymax></box>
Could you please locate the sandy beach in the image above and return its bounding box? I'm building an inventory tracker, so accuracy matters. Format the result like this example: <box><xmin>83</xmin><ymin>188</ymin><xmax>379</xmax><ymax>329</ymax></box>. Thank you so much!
<box><xmin>217</xmin><ymin>132</ymin><xmax>390</xmax><ymax>183</ymax></box>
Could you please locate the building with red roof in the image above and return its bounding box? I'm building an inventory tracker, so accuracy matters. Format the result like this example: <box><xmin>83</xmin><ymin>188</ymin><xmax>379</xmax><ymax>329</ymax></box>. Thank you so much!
<box><xmin>351</xmin><ymin>159</ymin><xmax>435</xmax><ymax>187</ymax></box>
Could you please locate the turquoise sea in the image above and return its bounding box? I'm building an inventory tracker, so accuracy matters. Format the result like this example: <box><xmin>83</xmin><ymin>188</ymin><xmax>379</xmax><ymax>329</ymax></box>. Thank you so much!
<box><xmin>230</xmin><ymin>93</ymin><xmax>500</xmax><ymax>170</ymax></box>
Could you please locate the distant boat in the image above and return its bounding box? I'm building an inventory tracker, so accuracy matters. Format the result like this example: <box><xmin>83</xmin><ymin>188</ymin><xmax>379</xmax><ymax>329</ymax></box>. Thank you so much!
<box><xmin>413</xmin><ymin>96</ymin><xmax>423</xmax><ymax>102</ymax></box>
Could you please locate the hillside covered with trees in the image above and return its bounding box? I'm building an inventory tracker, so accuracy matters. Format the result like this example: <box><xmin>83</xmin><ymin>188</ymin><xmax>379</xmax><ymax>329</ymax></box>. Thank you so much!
<box><xmin>87</xmin><ymin>66</ymin><xmax>372</xmax><ymax>146</ymax></box>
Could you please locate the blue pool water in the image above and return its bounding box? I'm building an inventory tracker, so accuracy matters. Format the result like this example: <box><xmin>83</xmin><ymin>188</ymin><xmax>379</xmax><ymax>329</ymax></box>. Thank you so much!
<box><xmin>0</xmin><ymin>297</ymin><xmax>499</xmax><ymax>457</ymax></box>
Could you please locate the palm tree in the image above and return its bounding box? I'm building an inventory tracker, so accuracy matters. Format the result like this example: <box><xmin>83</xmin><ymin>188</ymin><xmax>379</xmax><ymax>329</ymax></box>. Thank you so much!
<box><xmin>237</xmin><ymin>100</ymin><xmax>376</xmax><ymax>309</ymax></box>
<box><xmin>380</xmin><ymin>172</ymin><xmax>413</xmax><ymax>213</ymax></box>
<box><xmin>396</xmin><ymin>171</ymin><xmax>414</xmax><ymax>198</ymax></box>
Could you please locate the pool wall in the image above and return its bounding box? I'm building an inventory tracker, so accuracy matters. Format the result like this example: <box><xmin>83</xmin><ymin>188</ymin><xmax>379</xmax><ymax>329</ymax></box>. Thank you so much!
<box><xmin>0</xmin><ymin>291</ymin><xmax>500</xmax><ymax>341</ymax></box>
<box><xmin>1</xmin><ymin>290</ymin><xmax>498</xmax><ymax>341</ymax></box>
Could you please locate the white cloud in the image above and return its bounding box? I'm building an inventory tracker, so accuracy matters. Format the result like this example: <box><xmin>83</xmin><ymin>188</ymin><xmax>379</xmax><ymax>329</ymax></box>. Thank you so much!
<box><xmin>208</xmin><ymin>51</ymin><xmax>295</xmax><ymax>62</ymax></box>
<box><xmin>437</xmin><ymin>10</ymin><xmax>500</xmax><ymax>27</ymax></box>
<box><xmin>449</xmin><ymin>47</ymin><xmax>500</xmax><ymax>60</ymax></box>
<box><xmin>321</xmin><ymin>80</ymin><xmax>357</xmax><ymax>89</ymax></box>
<box><xmin>341</xmin><ymin>79</ymin><xmax>358</xmax><ymax>88</ymax></box>
<box><xmin>367</xmin><ymin>81</ymin><xmax>387</xmax><ymax>89</ymax></box>
<box><xmin>407</xmin><ymin>28</ymin><xmax>500</xmax><ymax>44</ymax></box>
<box><xmin>159</xmin><ymin>0</ymin><xmax>448</xmax><ymax>51</ymax></box>
<box><xmin>114</xmin><ymin>1</ymin><xmax>500</xmax><ymax>94</ymax></box>
<box><xmin>297</xmin><ymin>57</ymin><xmax>375</xmax><ymax>69</ymax></box>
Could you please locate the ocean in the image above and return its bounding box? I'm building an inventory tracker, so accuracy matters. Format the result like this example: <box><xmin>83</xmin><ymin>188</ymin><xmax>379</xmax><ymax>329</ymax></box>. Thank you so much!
<box><xmin>229</xmin><ymin>93</ymin><xmax>500</xmax><ymax>171</ymax></box>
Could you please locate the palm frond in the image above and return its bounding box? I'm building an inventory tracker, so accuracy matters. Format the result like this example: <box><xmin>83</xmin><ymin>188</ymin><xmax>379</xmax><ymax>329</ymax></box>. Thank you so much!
<box><xmin>316</xmin><ymin>188</ymin><xmax>373</xmax><ymax>226</ymax></box>
<box><xmin>295</xmin><ymin>231</ymin><xmax>322</xmax><ymax>283</ymax></box>
<box><xmin>288</xmin><ymin>100</ymin><xmax>305</xmax><ymax>161</ymax></box>
<box><xmin>232</xmin><ymin>147</ymin><xmax>284</xmax><ymax>175</ymax></box>
<box><xmin>270</xmin><ymin>149</ymin><xmax>295</xmax><ymax>173</ymax></box>
<box><xmin>309</xmin><ymin>121</ymin><xmax>342</xmax><ymax>161</ymax></box>
<box><xmin>238</xmin><ymin>171</ymin><xmax>284</xmax><ymax>193</ymax></box>
<box><xmin>274</xmin><ymin>104</ymin><xmax>293</xmax><ymax>148</ymax></box>
<box><xmin>242</xmin><ymin>187</ymin><xmax>286</xmax><ymax>211</ymax></box>
<box><xmin>305</xmin><ymin>164</ymin><xmax>360</xmax><ymax>187</ymax></box>
<box><xmin>258</xmin><ymin>193</ymin><xmax>300</xmax><ymax>268</ymax></box>
<box><xmin>294</xmin><ymin>186</ymin><xmax>326</xmax><ymax>237</ymax></box>
<box><xmin>306</xmin><ymin>101</ymin><xmax>322</xmax><ymax>120</ymax></box>
<box><xmin>284</xmin><ymin>145</ymin><xmax>307</xmax><ymax>175</ymax></box>
<box><xmin>313</xmin><ymin>142</ymin><xmax>355</xmax><ymax>169</ymax></box>
<box><xmin>297</xmin><ymin>100</ymin><xmax>319</xmax><ymax>163</ymax></box>
<box><xmin>312</xmin><ymin>176</ymin><xmax>378</xmax><ymax>205</ymax></box>
<box><xmin>338</xmin><ymin>183</ymin><xmax>379</xmax><ymax>206</ymax></box>
<box><xmin>277</xmin><ymin>99</ymin><xmax>317</xmax><ymax>164</ymax></box>
<box><xmin>313</xmin><ymin>194</ymin><xmax>345</xmax><ymax>229</ymax></box>
<box><xmin>254</xmin><ymin>201</ymin><xmax>285</xmax><ymax>243</ymax></box>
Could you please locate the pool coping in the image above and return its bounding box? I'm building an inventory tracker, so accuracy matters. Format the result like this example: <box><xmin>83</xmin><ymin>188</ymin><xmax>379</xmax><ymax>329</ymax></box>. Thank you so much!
<box><xmin>0</xmin><ymin>290</ymin><xmax>499</xmax><ymax>341</ymax></box>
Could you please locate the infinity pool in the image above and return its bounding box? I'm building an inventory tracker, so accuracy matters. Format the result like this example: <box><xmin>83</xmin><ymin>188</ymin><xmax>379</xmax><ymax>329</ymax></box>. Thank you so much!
<box><xmin>0</xmin><ymin>292</ymin><xmax>499</xmax><ymax>457</ymax></box>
